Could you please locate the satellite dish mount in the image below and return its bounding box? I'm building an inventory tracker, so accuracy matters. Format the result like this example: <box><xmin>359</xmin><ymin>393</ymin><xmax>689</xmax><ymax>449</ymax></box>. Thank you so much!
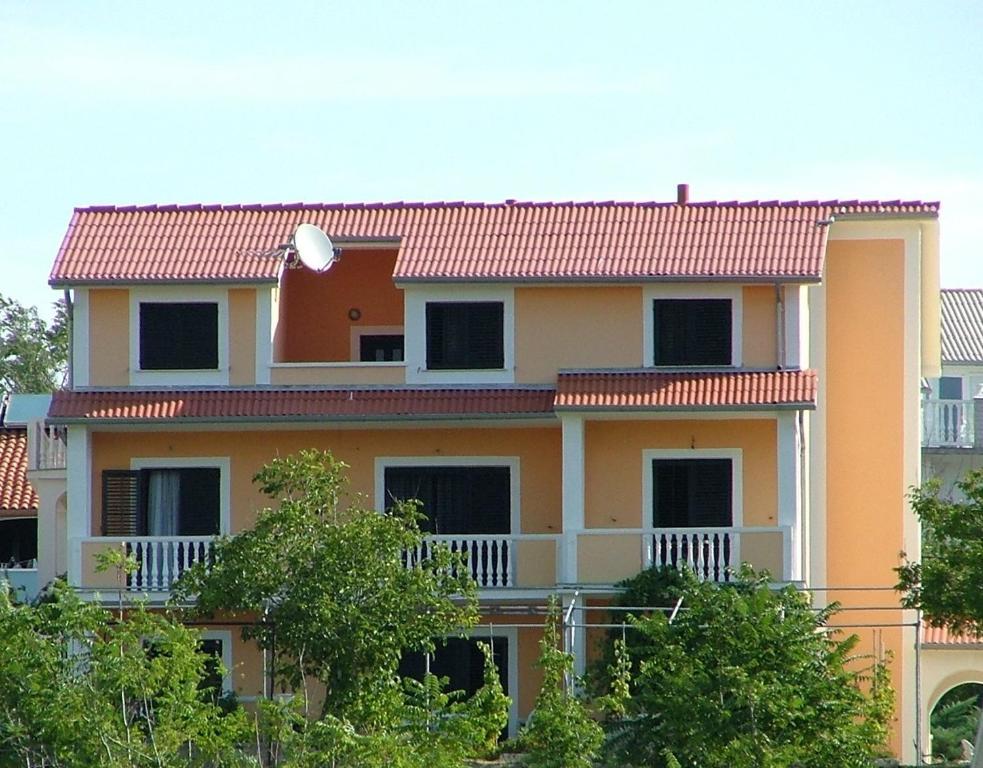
<box><xmin>287</xmin><ymin>223</ymin><xmax>340</xmax><ymax>272</ymax></box>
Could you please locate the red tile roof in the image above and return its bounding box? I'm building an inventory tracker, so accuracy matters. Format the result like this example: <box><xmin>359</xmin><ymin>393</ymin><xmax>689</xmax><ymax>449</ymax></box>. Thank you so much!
<box><xmin>922</xmin><ymin>621</ymin><xmax>983</xmax><ymax>648</ymax></box>
<box><xmin>49</xmin><ymin>200</ymin><xmax>938</xmax><ymax>286</ymax></box>
<box><xmin>0</xmin><ymin>429</ymin><xmax>38</xmax><ymax>518</ymax></box>
<box><xmin>554</xmin><ymin>370</ymin><xmax>817</xmax><ymax>410</ymax></box>
<box><xmin>48</xmin><ymin>387</ymin><xmax>557</xmax><ymax>423</ymax></box>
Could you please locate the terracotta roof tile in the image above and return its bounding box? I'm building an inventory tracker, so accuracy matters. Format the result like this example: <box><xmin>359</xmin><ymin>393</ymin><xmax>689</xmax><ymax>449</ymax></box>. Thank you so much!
<box><xmin>554</xmin><ymin>370</ymin><xmax>817</xmax><ymax>410</ymax></box>
<box><xmin>0</xmin><ymin>429</ymin><xmax>38</xmax><ymax>517</ymax></box>
<box><xmin>922</xmin><ymin>620</ymin><xmax>983</xmax><ymax>648</ymax></box>
<box><xmin>49</xmin><ymin>200</ymin><xmax>939</xmax><ymax>285</ymax></box>
<box><xmin>48</xmin><ymin>387</ymin><xmax>557</xmax><ymax>423</ymax></box>
<box><xmin>941</xmin><ymin>288</ymin><xmax>983</xmax><ymax>364</ymax></box>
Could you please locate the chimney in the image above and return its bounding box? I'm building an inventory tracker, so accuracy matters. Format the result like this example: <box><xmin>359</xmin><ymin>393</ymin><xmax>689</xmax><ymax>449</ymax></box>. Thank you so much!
<box><xmin>677</xmin><ymin>183</ymin><xmax>689</xmax><ymax>205</ymax></box>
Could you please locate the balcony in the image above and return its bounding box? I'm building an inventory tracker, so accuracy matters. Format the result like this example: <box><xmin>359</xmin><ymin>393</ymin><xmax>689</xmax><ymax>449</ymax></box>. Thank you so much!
<box><xmin>409</xmin><ymin>534</ymin><xmax>560</xmax><ymax>589</ymax></box>
<box><xmin>574</xmin><ymin>526</ymin><xmax>794</xmax><ymax>585</ymax></box>
<box><xmin>28</xmin><ymin>422</ymin><xmax>66</xmax><ymax>471</ymax></box>
<box><xmin>923</xmin><ymin>398</ymin><xmax>975</xmax><ymax>448</ymax></box>
<box><xmin>78</xmin><ymin>536</ymin><xmax>215</xmax><ymax>593</ymax></box>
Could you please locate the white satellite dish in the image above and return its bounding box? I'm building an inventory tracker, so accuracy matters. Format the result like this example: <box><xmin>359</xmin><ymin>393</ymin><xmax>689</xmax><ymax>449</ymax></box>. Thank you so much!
<box><xmin>292</xmin><ymin>223</ymin><xmax>338</xmax><ymax>272</ymax></box>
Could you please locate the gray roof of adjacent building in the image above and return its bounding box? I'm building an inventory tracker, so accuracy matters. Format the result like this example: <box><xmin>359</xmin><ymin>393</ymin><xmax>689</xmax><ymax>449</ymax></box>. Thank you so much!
<box><xmin>941</xmin><ymin>288</ymin><xmax>983</xmax><ymax>365</ymax></box>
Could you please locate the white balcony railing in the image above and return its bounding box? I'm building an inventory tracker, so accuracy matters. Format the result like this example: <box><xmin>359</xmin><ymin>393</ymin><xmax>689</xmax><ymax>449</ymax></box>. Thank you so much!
<box><xmin>408</xmin><ymin>535</ymin><xmax>518</xmax><ymax>588</ymax></box>
<box><xmin>923</xmin><ymin>398</ymin><xmax>975</xmax><ymax>448</ymax></box>
<box><xmin>85</xmin><ymin>536</ymin><xmax>215</xmax><ymax>592</ymax></box>
<box><xmin>29</xmin><ymin>422</ymin><xmax>67</xmax><ymax>471</ymax></box>
<box><xmin>646</xmin><ymin>528</ymin><xmax>741</xmax><ymax>582</ymax></box>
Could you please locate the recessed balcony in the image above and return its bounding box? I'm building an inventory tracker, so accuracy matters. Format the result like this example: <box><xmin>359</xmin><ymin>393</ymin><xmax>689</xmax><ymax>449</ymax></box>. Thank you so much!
<box><xmin>923</xmin><ymin>398</ymin><xmax>976</xmax><ymax>448</ymax></box>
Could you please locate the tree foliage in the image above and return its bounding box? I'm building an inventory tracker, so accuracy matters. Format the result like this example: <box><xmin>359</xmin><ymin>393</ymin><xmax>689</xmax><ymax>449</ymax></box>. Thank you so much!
<box><xmin>518</xmin><ymin>601</ymin><xmax>604</xmax><ymax>768</ymax></box>
<box><xmin>896</xmin><ymin>470</ymin><xmax>983</xmax><ymax>633</ymax></box>
<box><xmin>598</xmin><ymin>567</ymin><xmax>893</xmax><ymax>768</ymax></box>
<box><xmin>173</xmin><ymin>449</ymin><xmax>505</xmax><ymax>766</ymax></box>
<box><xmin>0</xmin><ymin>582</ymin><xmax>249</xmax><ymax>768</ymax></box>
<box><xmin>0</xmin><ymin>294</ymin><xmax>68</xmax><ymax>393</ymax></box>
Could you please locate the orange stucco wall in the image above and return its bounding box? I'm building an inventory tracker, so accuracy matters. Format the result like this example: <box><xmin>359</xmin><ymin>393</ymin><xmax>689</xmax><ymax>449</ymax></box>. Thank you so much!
<box><xmin>87</xmin><ymin>289</ymin><xmax>130</xmax><ymax>386</ymax></box>
<box><xmin>742</xmin><ymin>286</ymin><xmax>777</xmax><ymax>368</ymax></box>
<box><xmin>583</xmin><ymin>419</ymin><xmax>778</xmax><ymax>529</ymax></box>
<box><xmin>228</xmin><ymin>289</ymin><xmax>256</xmax><ymax>385</ymax></box>
<box><xmin>89</xmin><ymin>426</ymin><xmax>561</xmax><ymax>536</ymax></box>
<box><xmin>823</xmin><ymin>238</ymin><xmax>908</xmax><ymax>754</ymax></box>
<box><xmin>514</xmin><ymin>287</ymin><xmax>643</xmax><ymax>382</ymax></box>
<box><xmin>276</xmin><ymin>249</ymin><xmax>403</xmax><ymax>363</ymax></box>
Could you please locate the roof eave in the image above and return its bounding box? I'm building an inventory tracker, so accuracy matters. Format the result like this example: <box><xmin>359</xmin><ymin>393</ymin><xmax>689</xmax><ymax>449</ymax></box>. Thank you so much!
<box><xmin>394</xmin><ymin>274</ymin><xmax>823</xmax><ymax>287</ymax></box>
<box><xmin>47</xmin><ymin>411</ymin><xmax>558</xmax><ymax>426</ymax></box>
<box><xmin>49</xmin><ymin>276</ymin><xmax>280</xmax><ymax>288</ymax></box>
<box><xmin>553</xmin><ymin>402</ymin><xmax>816</xmax><ymax>413</ymax></box>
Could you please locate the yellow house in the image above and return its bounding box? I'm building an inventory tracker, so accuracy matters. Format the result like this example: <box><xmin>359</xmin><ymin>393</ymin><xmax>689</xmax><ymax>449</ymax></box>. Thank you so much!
<box><xmin>34</xmin><ymin>189</ymin><xmax>940</xmax><ymax>759</ymax></box>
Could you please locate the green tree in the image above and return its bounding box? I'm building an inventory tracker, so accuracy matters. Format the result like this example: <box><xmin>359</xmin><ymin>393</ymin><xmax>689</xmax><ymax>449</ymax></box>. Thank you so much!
<box><xmin>173</xmin><ymin>449</ymin><xmax>506</xmax><ymax>766</ymax></box>
<box><xmin>0</xmin><ymin>582</ymin><xmax>250</xmax><ymax>768</ymax></box>
<box><xmin>896</xmin><ymin>470</ymin><xmax>983</xmax><ymax>634</ymax></box>
<box><xmin>598</xmin><ymin>567</ymin><xmax>893</xmax><ymax>768</ymax></box>
<box><xmin>518</xmin><ymin>601</ymin><xmax>604</xmax><ymax>768</ymax></box>
<box><xmin>0</xmin><ymin>294</ymin><xmax>68</xmax><ymax>393</ymax></box>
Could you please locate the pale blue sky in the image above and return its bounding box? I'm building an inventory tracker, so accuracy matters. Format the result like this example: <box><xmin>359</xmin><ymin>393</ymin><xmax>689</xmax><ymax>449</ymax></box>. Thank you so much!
<box><xmin>1</xmin><ymin>1</ymin><xmax>980</xmax><ymax>316</ymax></box>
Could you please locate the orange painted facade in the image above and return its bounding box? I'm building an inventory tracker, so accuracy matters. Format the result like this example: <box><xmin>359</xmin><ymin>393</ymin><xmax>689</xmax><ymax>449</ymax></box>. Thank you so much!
<box><xmin>43</xmin><ymin>200</ymin><xmax>940</xmax><ymax>758</ymax></box>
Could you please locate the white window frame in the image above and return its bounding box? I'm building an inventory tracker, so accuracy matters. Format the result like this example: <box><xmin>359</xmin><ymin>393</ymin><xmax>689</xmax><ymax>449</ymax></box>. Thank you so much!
<box><xmin>374</xmin><ymin>456</ymin><xmax>520</xmax><ymax>534</ymax></box>
<box><xmin>404</xmin><ymin>285</ymin><xmax>515</xmax><ymax>384</ymax></box>
<box><xmin>642</xmin><ymin>448</ymin><xmax>743</xmax><ymax>527</ymax></box>
<box><xmin>129</xmin><ymin>457</ymin><xmax>232</xmax><ymax>535</ymax></box>
<box><xmin>350</xmin><ymin>324</ymin><xmax>405</xmax><ymax>363</ymax></box>
<box><xmin>642</xmin><ymin>285</ymin><xmax>742</xmax><ymax>368</ymax></box>
<box><xmin>199</xmin><ymin>629</ymin><xmax>234</xmax><ymax>695</ymax></box>
<box><xmin>130</xmin><ymin>286</ymin><xmax>229</xmax><ymax>386</ymax></box>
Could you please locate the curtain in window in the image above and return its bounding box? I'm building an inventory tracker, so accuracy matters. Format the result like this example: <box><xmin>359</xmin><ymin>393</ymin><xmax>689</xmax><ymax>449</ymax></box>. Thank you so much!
<box><xmin>146</xmin><ymin>470</ymin><xmax>180</xmax><ymax>536</ymax></box>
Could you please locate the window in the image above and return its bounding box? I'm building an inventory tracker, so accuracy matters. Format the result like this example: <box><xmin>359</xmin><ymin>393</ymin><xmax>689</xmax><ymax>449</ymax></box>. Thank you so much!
<box><xmin>652</xmin><ymin>458</ymin><xmax>732</xmax><ymax>527</ymax></box>
<box><xmin>359</xmin><ymin>334</ymin><xmax>404</xmax><ymax>362</ymax></box>
<box><xmin>938</xmin><ymin>376</ymin><xmax>963</xmax><ymax>400</ymax></box>
<box><xmin>383</xmin><ymin>465</ymin><xmax>511</xmax><ymax>534</ymax></box>
<box><xmin>653</xmin><ymin>299</ymin><xmax>731</xmax><ymax>366</ymax></box>
<box><xmin>102</xmin><ymin>467</ymin><xmax>221</xmax><ymax>537</ymax></box>
<box><xmin>426</xmin><ymin>302</ymin><xmax>504</xmax><ymax>370</ymax></box>
<box><xmin>399</xmin><ymin>635</ymin><xmax>508</xmax><ymax>699</ymax></box>
<box><xmin>139</xmin><ymin>302</ymin><xmax>218</xmax><ymax>370</ymax></box>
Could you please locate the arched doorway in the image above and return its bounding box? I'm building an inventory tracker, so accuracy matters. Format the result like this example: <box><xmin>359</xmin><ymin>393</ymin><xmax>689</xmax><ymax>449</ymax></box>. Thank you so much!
<box><xmin>931</xmin><ymin>682</ymin><xmax>983</xmax><ymax>763</ymax></box>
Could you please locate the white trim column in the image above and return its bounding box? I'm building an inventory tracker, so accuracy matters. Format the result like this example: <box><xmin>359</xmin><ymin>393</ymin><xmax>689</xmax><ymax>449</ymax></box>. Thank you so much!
<box><xmin>255</xmin><ymin>287</ymin><xmax>272</xmax><ymax>384</ymax></box>
<box><xmin>66</xmin><ymin>425</ymin><xmax>91</xmax><ymax>587</ymax></box>
<box><xmin>72</xmin><ymin>288</ymin><xmax>89</xmax><ymax>387</ymax></box>
<box><xmin>560</xmin><ymin>415</ymin><xmax>585</xmax><ymax>585</ymax></box>
<box><xmin>783</xmin><ymin>285</ymin><xmax>809</xmax><ymax>369</ymax></box>
<box><xmin>777</xmin><ymin>411</ymin><xmax>802</xmax><ymax>581</ymax></box>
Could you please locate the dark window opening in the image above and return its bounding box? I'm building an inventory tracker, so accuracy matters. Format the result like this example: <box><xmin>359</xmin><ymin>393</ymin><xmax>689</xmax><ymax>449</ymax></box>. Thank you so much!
<box><xmin>384</xmin><ymin>465</ymin><xmax>511</xmax><ymax>534</ymax></box>
<box><xmin>426</xmin><ymin>302</ymin><xmax>504</xmax><ymax>370</ymax></box>
<box><xmin>359</xmin><ymin>334</ymin><xmax>404</xmax><ymax>362</ymax></box>
<box><xmin>938</xmin><ymin>376</ymin><xmax>963</xmax><ymax>400</ymax></box>
<box><xmin>0</xmin><ymin>518</ymin><xmax>38</xmax><ymax>567</ymax></box>
<box><xmin>652</xmin><ymin>458</ymin><xmax>732</xmax><ymax>528</ymax></box>
<box><xmin>653</xmin><ymin>299</ymin><xmax>731</xmax><ymax>366</ymax></box>
<box><xmin>101</xmin><ymin>467</ymin><xmax>221</xmax><ymax>537</ymax></box>
<box><xmin>199</xmin><ymin>639</ymin><xmax>226</xmax><ymax>700</ymax></box>
<box><xmin>140</xmin><ymin>302</ymin><xmax>218</xmax><ymax>370</ymax></box>
<box><xmin>399</xmin><ymin>636</ymin><xmax>508</xmax><ymax>701</ymax></box>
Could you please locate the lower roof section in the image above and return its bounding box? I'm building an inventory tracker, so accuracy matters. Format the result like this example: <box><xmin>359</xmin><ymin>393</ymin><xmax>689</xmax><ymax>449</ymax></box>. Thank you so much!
<box><xmin>554</xmin><ymin>369</ymin><xmax>818</xmax><ymax>411</ymax></box>
<box><xmin>48</xmin><ymin>387</ymin><xmax>558</xmax><ymax>424</ymax></box>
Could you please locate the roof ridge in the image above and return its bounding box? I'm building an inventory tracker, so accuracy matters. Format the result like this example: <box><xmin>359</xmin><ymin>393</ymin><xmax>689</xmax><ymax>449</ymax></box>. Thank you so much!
<box><xmin>72</xmin><ymin>199</ymin><xmax>940</xmax><ymax>215</ymax></box>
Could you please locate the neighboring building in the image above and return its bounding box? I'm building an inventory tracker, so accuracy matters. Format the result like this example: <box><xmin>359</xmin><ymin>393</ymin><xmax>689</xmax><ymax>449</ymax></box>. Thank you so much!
<box><xmin>36</xmin><ymin>190</ymin><xmax>940</xmax><ymax>760</ymax></box>
<box><xmin>0</xmin><ymin>393</ymin><xmax>55</xmax><ymax>602</ymax></box>
<box><xmin>919</xmin><ymin>288</ymin><xmax>983</xmax><ymax>757</ymax></box>
<box><xmin>922</xmin><ymin>288</ymin><xmax>983</xmax><ymax>490</ymax></box>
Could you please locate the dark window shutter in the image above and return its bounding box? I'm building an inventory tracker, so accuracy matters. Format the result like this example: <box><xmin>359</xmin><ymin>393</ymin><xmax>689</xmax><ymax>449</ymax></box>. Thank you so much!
<box><xmin>653</xmin><ymin>299</ymin><xmax>731</xmax><ymax>366</ymax></box>
<box><xmin>426</xmin><ymin>302</ymin><xmax>504</xmax><ymax>369</ymax></box>
<box><xmin>102</xmin><ymin>470</ymin><xmax>141</xmax><ymax>536</ymax></box>
<box><xmin>653</xmin><ymin>459</ymin><xmax>732</xmax><ymax>527</ymax></box>
<box><xmin>140</xmin><ymin>302</ymin><xmax>218</xmax><ymax>370</ymax></box>
<box><xmin>384</xmin><ymin>465</ymin><xmax>511</xmax><ymax>534</ymax></box>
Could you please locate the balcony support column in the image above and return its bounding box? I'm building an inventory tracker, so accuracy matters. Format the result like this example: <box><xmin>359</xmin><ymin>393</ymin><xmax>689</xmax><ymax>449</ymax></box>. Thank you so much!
<box><xmin>975</xmin><ymin>390</ymin><xmax>983</xmax><ymax>449</ymax></box>
<box><xmin>777</xmin><ymin>411</ymin><xmax>801</xmax><ymax>581</ymax></box>
<box><xmin>66</xmin><ymin>426</ymin><xmax>91</xmax><ymax>588</ymax></box>
<box><xmin>561</xmin><ymin>415</ymin><xmax>585</xmax><ymax>585</ymax></box>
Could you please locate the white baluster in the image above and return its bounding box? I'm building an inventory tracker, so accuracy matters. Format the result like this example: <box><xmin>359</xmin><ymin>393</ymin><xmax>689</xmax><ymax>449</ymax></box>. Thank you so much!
<box><xmin>504</xmin><ymin>538</ymin><xmax>512</xmax><ymax>587</ymax></box>
<box><xmin>490</xmin><ymin>540</ymin><xmax>500</xmax><ymax>587</ymax></box>
<box><xmin>476</xmin><ymin>538</ymin><xmax>487</xmax><ymax>587</ymax></box>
